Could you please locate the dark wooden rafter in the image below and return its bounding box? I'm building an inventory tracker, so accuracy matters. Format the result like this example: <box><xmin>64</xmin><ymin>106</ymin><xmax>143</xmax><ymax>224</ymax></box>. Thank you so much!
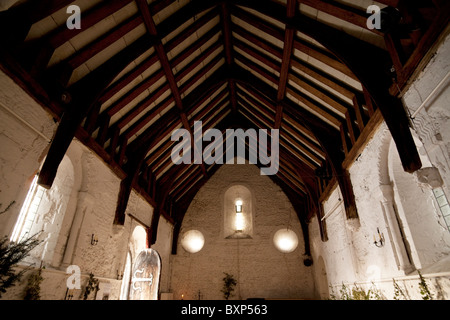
<box><xmin>135</xmin><ymin>0</ymin><xmax>207</xmax><ymax>175</ymax></box>
<box><xmin>168</xmin><ymin>112</ymin><xmax>314</xmax><ymax>253</ymax></box>
<box><xmin>31</xmin><ymin>0</ymin><xmax>138</xmax><ymax>79</ymax></box>
<box><xmin>0</xmin><ymin>0</ymin><xmax>74</xmax><ymax>46</ymax></box>
<box><xmin>230</xmin><ymin>65</ymin><xmax>357</xmax><ymax>219</ymax></box>
<box><xmin>238</xmin><ymin>91</ymin><xmax>318</xmax><ymax>207</ymax></box>
<box><xmin>238</xmin><ymin>93</ymin><xmax>321</xmax><ymax>169</ymax></box>
<box><xmin>231</xmin><ymin>4</ymin><xmax>357</xmax><ymax>81</ymax></box>
<box><xmin>297</xmin><ymin>0</ymin><xmax>384</xmax><ymax>35</ymax></box>
<box><xmin>99</xmin><ymin>20</ymin><xmax>223</xmax><ymax>155</ymax></box>
<box><xmin>220</xmin><ymin>1</ymin><xmax>238</xmax><ymax>114</ymax></box>
<box><xmin>111</xmin><ymin>0</ymin><xmax>214</xmax><ymax>227</ymax></box>
<box><xmin>117</xmin><ymin>73</ymin><xmax>226</xmax><ymax>227</ymax></box>
<box><xmin>234</xmin><ymin>0</ymin><xmax>421</xmax><ymax>173</ymax></box>
<box><xmin>37</xmin><ymin>34</ymin><xmax>154</xmax><ymax>188</ymax></box>
<box><xmin>274</xmin><ymin>0</ymin><xmax>296</xmax><ymax>130</ymax></box>
<box><xmin>390</xmin><ymin>1</ymin><xmax>450</xmax><ymax>95</ymax></box>
<box><xmin>134</xmin><ymin>81</ymin><xmax>229</xmax><ymax>233</ymax></box>
<box><xmin>1</xmin><ymin>0</ymin><xmax>442</xmax><ymax>249</ymax></box>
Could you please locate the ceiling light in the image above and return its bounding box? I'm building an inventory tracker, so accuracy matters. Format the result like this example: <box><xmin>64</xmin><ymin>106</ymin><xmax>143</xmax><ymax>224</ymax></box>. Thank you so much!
<box><xmin>180</xmin><ymin>230</ymin><xmax>205</xmax><ymax>253</ymax></box>
<box><xmin>273</xmin><ymin>228</ymin><xmax>298</xmax><ymax>253</ymax></box>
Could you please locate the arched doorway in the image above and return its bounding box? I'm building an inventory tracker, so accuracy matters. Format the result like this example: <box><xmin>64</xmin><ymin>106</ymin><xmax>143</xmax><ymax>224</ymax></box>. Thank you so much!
<box><xmin>120</xmin><ymin>225</ymin><xmax>161</xmax><ymax>300</ymax></box>
<box><xmin>316</xmin><ymin>256</ymin><xmax>329</xmax><ymax>300</ymax></box>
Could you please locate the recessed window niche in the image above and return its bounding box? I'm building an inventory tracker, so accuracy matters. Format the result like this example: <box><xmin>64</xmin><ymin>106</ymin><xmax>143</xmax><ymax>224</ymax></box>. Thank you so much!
<box><xmin>224</xmin><ymin>185</ymin><xmax>253</xmax><ymax>239</ymax></box>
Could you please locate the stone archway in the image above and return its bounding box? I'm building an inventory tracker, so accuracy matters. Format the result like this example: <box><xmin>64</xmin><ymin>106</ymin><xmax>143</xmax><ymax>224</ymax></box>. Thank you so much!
<box><xmin>315</xmin><ymin>256</ymin><xmax>329</xmax><ymax>300</ymax></box>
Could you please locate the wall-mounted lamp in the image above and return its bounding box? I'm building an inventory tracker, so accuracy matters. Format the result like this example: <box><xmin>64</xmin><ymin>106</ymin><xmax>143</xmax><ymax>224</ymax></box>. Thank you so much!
<box><xmin>91</xmin><ymin>234</ymin><xmax>98</xmax><ymax>246</ymax></box>
<box><xmin>373</xmin><ymin>228</ymin><xmax>385</xmax><ymax>248</ymax></box>
<box><xmin>235</xmin><ymin>200</ymin><xmax>244</xmax><ymax>232</ymax></box>
<box><xmin>117</xmin><ymin>268</ymin><xmax>123</xmax><ymax>280</ymax></box>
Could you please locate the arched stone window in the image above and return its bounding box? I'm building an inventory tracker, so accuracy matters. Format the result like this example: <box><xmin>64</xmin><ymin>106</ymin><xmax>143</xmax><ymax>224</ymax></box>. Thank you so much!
<box><xmin>10</xmin><ymin>154</ymin><xmax>75</xmax><ymax>266</ymax></box>
<box><xmin>377</xmin><ymin>129</ymin><xmax>450</xmax><ymax>272</ymax></box>
<box><xmin>223</xmin><ymin>185</ymin><xmax>254</xmax><ymax>239</ymax></box>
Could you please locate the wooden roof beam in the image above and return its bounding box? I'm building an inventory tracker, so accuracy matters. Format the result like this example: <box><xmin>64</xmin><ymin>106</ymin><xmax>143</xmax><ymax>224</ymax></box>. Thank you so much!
<box><xmin>236</xmin><ymin>0</ymin><xmax>421</xmax><ymax>173</ymax></box>
<box><xmin>274</xmin><ymin>0</ymin><xmax>296</xmax><ymax>130</ymax></box>
<box><xmin>231</xmin><ymin>4</ymin><xmax>357</xmax><ymax>80</ymax></box>
<box><xmin>239</xmin><ymin>107</ymin><xmax>319</xmax><ymax>169</ymax></box>
<box><xmin>220</xmin><ymin>1</ymin><xmax>238</xmax><ymax>114</ymax></box>
<box><xmin>99</xmin><ymin>53</ymin><xmax>160</xmax><ymax>105</ymax></box>
<box><xmin>237</xmin><ymin>112</ymin><xmax>318</xmax><ymax>201</ymax></box>
<box><xmin>135</xmin><ymin>0</ymin><xmax>207</xmax><ymax>177</ymax></box>
<box><xmin>37</xmin><ymin>34</ymin><xmax>153</xmax><ymax>188</ymax></box>
<box><xmin>149</xmin><ymin>101</ymin><xmax>230</xmax><ymax>178</ymax></box>
<box><xmin>231</xmin><ymin>65</ymin><xmax>356</xmax><ymax>219</ymax></box>
<box><xmin>238</xmin><ymin>87</ymin><xmax>324</xmax><ymax>159</ymax></box>
<box><xmin>237</xmin><ymin>93</ymin><xmax>323</xmax><ymax>166</ymax></box>
<box><xmin>297</xmin><ymin>0</ymin><xmax>384</xmax><ymax>35</ymax></box>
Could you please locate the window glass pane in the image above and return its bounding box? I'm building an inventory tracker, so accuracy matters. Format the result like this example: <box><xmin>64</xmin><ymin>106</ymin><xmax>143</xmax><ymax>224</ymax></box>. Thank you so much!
<box><xmin>433</xmin><ymin>188</ymin><xmax>444</xmax><ymax>197</ymax></box>
<box><xmin>440</xmin><ymin>204</ymin><xmax>450</xmax><ymax>217</ymax></box>
<box><xmin>436</xmin><ymin>195</ymin><xmax>448</xmax><ymax>207</ymax></box>
<box><xmin>444</xmin><ymin>215</ymin><xmax>450</xmax><ymax>229</ymax></box>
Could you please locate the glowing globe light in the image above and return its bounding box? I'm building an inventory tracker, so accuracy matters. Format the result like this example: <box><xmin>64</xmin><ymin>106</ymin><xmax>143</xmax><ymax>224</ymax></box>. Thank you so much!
<box><xmin>273</xmin><ymin>229</ymin><xmax>298</xmax><ymax>253</ymax></box>
<box><xmin>181</xmin><ymin>230</ymin><xmax>205</xmax><ymax>253</ymax></box>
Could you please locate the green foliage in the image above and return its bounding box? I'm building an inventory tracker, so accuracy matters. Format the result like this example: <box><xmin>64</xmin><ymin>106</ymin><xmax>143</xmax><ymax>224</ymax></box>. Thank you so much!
<box><xmin>368</xmin><ymin>282</ymin><xmax>385</xmax><ymax>300</ymax></box>
<box><xmin>328</xmin><ymin>285</ymin><xmax>337</xmax><ymax>300</ymax></box>
<box><xmin>339</xmin><ymin>283</ymin><xmax>353</xmax><ymax>300</ymax></box>
<box><xmin>83</xmin><ymin>273</ymin><xmax>100</xmax><ymax>300</ymax></box>
<box><xmin>418</xmin><ymin>270</ymin><xmax>433</xmax><ymax>300</ymax></box>
<box><xmin>351</xmin><ymin>284</ymin><xmax>371</xmax><ymax>300</ymax></box>
<box><xmin>0</xmin><ymin>234</ymin><xmax>41</xmax><ymax>298</ymax></box>
<box><xmin>331</xmin><ymin>282</ymin><xmax>385</xmax><ymax>300</ymax></box>
<box><xmin>392</xmin><ymin>278</ymin><xmax>408</xmax><ymax>300</ymax></box>
<box><xmin>24</xmin><ymin>267</ymin><xmax>44</xmax><ymax>300</ymax></box>
<box><xmin>330</xmin><ymin>274</ymin><xmax>437</xmax><ymax>300</ymax></box>
<box><xmin>221</xmin><ymin>272</ymin><xmax>237</xmax><ymax>300</ymax></box>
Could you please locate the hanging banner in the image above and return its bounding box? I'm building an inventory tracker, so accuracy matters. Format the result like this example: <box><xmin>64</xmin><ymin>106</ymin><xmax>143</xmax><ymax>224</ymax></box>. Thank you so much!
<box><xmin>129</xmin><ymin>248</ymin><xmax>161</xmax><ymax>300</ymax></box>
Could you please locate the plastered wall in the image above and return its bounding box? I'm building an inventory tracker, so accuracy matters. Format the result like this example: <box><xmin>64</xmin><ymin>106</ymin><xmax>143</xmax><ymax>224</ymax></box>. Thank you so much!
<box><xmin>0</xmin><ymin>69</ymin><xmax>173</xmax><ymax>299</ymax></box>
<box><xmin>309</xmin><ymin>33</ymin><xmax>450</xmax><ymax>299</ymax></box>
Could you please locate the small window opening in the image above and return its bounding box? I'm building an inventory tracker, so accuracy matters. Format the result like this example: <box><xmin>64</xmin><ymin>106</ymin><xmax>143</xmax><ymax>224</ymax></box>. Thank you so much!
<box><xmin>433</xmin><ymin>187</ymin><xmax>450</xmax><ymax>232</ymax></box>
<box><xmin>10</xmin><ymin>175</ymin><xmax>44</xmax><ymax>242</ymax></box>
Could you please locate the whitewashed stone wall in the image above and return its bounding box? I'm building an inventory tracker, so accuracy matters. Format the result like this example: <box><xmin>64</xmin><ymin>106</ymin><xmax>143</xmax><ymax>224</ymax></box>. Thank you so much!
<box><xmin>0</xmin><ymin>71</ymin><xmax>172</xmax><ymax>299</ymax></box>
<box><xmin>310</xmin><ymin>125</ymin><xmax>450</xmax><ymax>299</ymax></box>
<box><xmin>1</xmin><ymin>137</ymin><xmax>173</xmax><ymax>300</ymax></box>
<box><xmin>309</xmin><ymin>32</ymin><xmax>450</xmax><ymax>300</ymax></box>
<box><xmin>170</xmin><ymin>163</ymin><xmax>315</xmax><ymax>300</ymax></box>
<box><xmin>0</xmin><ymin>70</ymin><xmax>56</xmax><ymax>237</ymax></box>
<box><xmin>403</xmin><ymin>33</ymin><xmax>450</xmax><ymax>194</ymax></box>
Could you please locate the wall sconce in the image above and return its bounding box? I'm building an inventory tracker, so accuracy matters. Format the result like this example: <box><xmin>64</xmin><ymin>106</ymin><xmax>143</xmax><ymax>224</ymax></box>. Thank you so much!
<box><xmin>91</xmin><ymin>234</ymin><xmax>98</xmax><ymax>246</ymax></box>
<box><xmin>373</xmin><ymin>228</ymin><xmax>385</xmax><ymax>248</ymax></box>
<box><xmin>235</xmin><ymin>200</ymin><xmax>244</xmax><ymax>232</ymax></box>
<box><xmin>117</xmin><ymin>268</ymin><xmax>123</xmax><ymax>280</ymax></box>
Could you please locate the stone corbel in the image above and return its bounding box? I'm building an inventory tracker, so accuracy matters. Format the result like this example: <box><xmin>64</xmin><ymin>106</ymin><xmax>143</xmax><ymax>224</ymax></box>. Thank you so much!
<box><xmin>413</xmin><ymin>167</ymin><xmax>443</xmax><ymax>189</ymax></box>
